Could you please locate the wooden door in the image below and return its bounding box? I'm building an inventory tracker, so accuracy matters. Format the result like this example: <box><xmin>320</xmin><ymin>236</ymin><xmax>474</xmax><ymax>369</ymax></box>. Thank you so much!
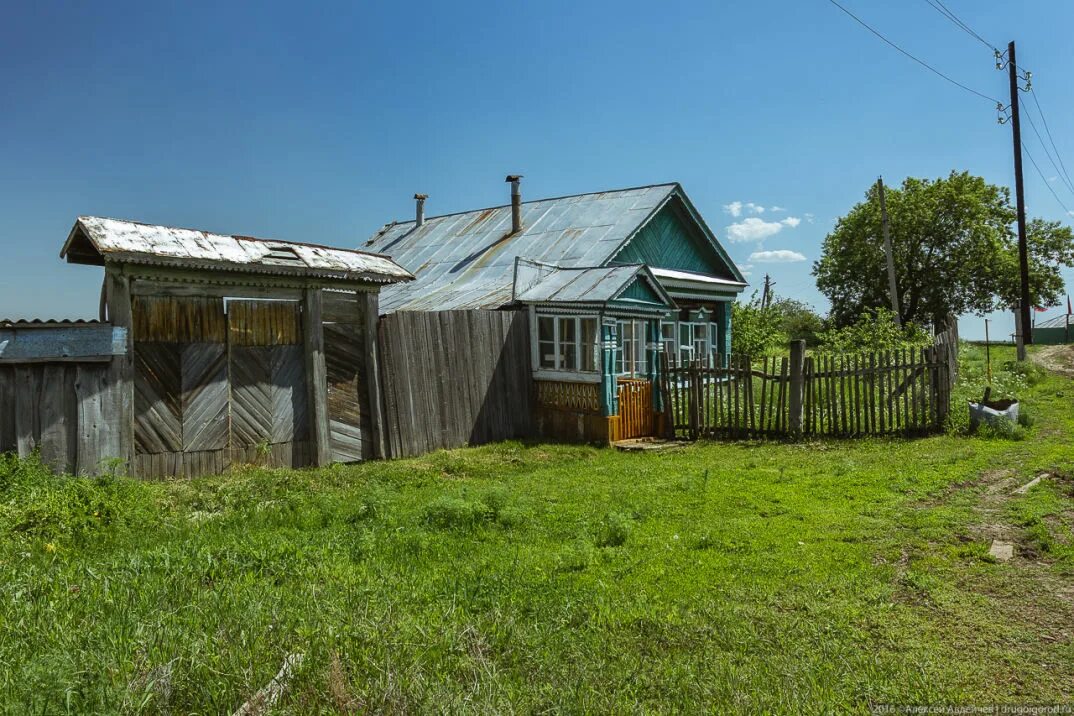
<box><xmin>132</xmin><ymin>296</ymin><xmax>229</xmax><ymax>477</ymax></box>
<box><xmin>227</xmin><ymin>300</ymin><xmax>309</xmax><ymax>468</ymax></box>
<box><xmin>617</xmin><ymin>378</ymin><xmax>654</xmax><ymax>439</ymax></box>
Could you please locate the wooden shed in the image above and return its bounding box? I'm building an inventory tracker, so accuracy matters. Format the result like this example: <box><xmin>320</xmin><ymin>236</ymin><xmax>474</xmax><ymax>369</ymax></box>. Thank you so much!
<box><xmin>33</xmin><ymin>215</ymin><xmax>413</xmax><ymax>477</ymax></box>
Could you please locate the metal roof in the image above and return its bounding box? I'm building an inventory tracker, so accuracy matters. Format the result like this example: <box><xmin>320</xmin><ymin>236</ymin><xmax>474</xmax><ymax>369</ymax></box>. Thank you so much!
<box><xmin>1036</xmin><ymin>313</ymin><xmax>1071</xmax><ymax>329</ymax></box>
<box><xmin>63</xmin><ymin>216</ymin><xmax>414</xmax><ymax>284</ymax></box>
<box><xmin>512</xmin><ymin>258</ymin><xmax>674</xmax><ymax>308</ymax></box>
<box><xmin>363</xmin><ymin>184</ymin><xmax>681</xmax><ymax>312</ymax></box>
<box><xmin>0</xmin><ymin>318</ymin><xmax>104</xmax><ymax>328</ymax></box>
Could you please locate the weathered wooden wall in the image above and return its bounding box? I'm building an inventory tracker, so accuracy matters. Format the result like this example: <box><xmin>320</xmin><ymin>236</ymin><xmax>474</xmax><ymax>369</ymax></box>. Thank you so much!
<box><xmin>0</xmin><ymin>361</ymin><xmax>124</xmax><ymax>475</ymax></box>
<box><xmin>131</xmin><ymin>295</ymin><xmax>314</xmax><ymax>478</ymax></box>
<box><xmin>378</xmin><ymin>310</ymin><xmax>535</xmax><ymax>458</ymax></box>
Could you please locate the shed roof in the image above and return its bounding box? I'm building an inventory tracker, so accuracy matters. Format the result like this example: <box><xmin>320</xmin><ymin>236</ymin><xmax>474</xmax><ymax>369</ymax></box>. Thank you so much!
<box><xmin>364</xmin><ymin>183</ymin><xmax>715</xmax><ymax>312</ymax></box>
<box><xmin>512</xmin><ymin>259</ymin><xmax>674</xmax><ymax>309</ymax></box>
<box><xmin>62</xmin><ymin>216</ymin><xmax>413</xmax><ymax>284</ymax></box>
<box><xmin>1036</xmin><ymin>313</ymin><xmax>1071</xmax><ymax>329</ymax></box>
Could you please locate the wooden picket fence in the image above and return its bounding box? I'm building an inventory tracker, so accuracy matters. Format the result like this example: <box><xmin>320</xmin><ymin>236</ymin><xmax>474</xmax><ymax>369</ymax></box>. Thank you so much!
<box><xmin>661</xmin><ymin>330</ymin><xmax>957</xmax><ymax>440</ymax></box>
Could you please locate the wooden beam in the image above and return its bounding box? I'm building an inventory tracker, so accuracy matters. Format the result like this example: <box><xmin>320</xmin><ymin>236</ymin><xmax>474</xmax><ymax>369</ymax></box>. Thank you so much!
<box><xmin>302</xmin><ymin>287</ymin><xmax>331</xmax><ymax>466</ymax></box>
<box><xmin>105</xmin><ymin>268</ymin><xmax>135</xmax><ymax>476</ymax></box>
<box><xmin>361</xmin><ymin>291</ymin><xmax>387</xmax><ymax>460</ymax></box>
<box><xmin>0</xmin><ymin>325</ymin><xmax>125</xmax><ymax>363</ymax></box>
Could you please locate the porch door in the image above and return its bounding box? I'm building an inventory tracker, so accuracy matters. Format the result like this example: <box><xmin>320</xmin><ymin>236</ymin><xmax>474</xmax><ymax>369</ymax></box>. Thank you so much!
<box><xmin>617</xmin><ymin>378</ymin><xmax>654</xmax><ymax>439</ymax></box>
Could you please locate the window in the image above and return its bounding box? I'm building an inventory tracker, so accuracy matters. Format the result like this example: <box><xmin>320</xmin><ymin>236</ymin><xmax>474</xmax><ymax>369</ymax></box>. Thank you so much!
<box><xmin>538</xmin><ymin>316</ymin><xmax>556</xmax><ymax>369</ymax></box>
<box><xmin>660</xmin><ymin>321</ymin><xmax>677</xmax><ymax>359</ymax></box>
<box><xmin>580</xmin><ymin>318</ymin><xmax>598</xmax><ymax>372</ymax></box>
<box><xmin>616</xmin><ymin>319</ymin><xmax>647</xmax><ymax>377</ymax></box>
<box><xmin>535</xmin><ymin>314</ymin><xmax>599</xmax><ymax>373</ymax></box>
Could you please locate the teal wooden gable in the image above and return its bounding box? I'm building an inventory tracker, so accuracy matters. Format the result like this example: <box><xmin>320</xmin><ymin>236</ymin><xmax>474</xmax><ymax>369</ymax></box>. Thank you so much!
<box><xmin>612</xmin><ymin>274</ymin><xmax>666</xmax><ymax>306</ymax></box>
<box><xmin>609</xmin><ymin>197</ymin><xmax>739</xmax><ymax>280</ymax></box>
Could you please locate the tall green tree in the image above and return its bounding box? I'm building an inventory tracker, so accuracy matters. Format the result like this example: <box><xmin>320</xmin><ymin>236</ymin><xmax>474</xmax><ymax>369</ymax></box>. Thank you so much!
<box><xmin>813</xmin><ymin>171</ymin><xmax>1074</xmax><ymax>327</ymax></box>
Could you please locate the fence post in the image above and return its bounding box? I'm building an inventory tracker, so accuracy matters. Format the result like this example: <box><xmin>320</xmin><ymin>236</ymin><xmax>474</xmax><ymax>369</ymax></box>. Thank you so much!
<box><xmin>788</xmin><ymin>340</ymin><xmax>805</xmax><ymax>437</ymax></box>
<box><xmin>688</xmin><ymin>360</ymin><xmax>700</xmax><ymax>441</ymax></box>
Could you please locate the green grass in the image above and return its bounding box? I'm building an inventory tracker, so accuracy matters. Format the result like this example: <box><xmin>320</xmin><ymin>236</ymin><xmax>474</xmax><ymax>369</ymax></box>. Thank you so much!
<box><xmin>1</xmin><ymin>345</ymin><xmax>1073</xmax><ymax>713</ymax></box>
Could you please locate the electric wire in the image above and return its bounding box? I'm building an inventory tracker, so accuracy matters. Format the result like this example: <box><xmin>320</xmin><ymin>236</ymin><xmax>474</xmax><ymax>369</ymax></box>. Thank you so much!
<box><xmin>920</xmin><ymin>0</ymin><xmax>997</xmax><ymax>51</ymax></box>
<box><xmin>1022</xmin><ymin>140</ymin><xmax>1073</xmax><ymax>215</ymax></box>
<box><xmin>827</xmin><ymin>0</ymin><xmax>1001</xmax><ymax>104</ymax></box>
<box><xmin>1021</xmin><ymin>108</ymin><xmax>1074</xmax><ymax>198</ymax></box>
<box><xmin>1027</xmin><ymin>88</ymin><xmax>1074</xmax><ymax>194</ymax></box>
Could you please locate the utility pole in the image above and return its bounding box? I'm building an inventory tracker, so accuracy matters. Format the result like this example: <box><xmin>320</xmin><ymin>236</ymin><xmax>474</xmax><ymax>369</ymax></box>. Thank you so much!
<box><xmin>877</xmin><ymin>177</ymin><xmax>900</xmax><ymax>326</ymax></box>
<box><xmin>1005</xmin><ymin>40</ymin><xmax>1032</xmax><ymax>352</ymax></box>
<box><xmin>762</xmin><ymin>274</ymin><xmax>773</xmax><ymax>309</ymax></box>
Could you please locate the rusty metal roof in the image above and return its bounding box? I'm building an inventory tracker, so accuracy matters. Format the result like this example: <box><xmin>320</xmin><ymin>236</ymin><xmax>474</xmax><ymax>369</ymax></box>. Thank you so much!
<box><xmin>512</xmin><ymin>258</ymin><xmax>675</xmax><ymax>308</ymax></box>
<box><xmin>63</xmin><ymin>216</ymin><xmax>414</xmax><ymax>284</ymax></box>
<box><xmin>363</xmin><ymin>184</ymin><xmax>682</xmax><ymax>312</ymax></box>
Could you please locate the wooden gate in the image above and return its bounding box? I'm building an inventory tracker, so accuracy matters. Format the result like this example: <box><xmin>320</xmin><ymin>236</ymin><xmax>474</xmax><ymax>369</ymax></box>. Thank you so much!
<box><xmin>227</xmin><ymin>300</ymin><xmax>309</xmax><ymax>468</ymax></box>
<box><xmin>616</xmin><ymin>378</ymin><xmax>654</xmax><ymax>440</ymax></box>
<box><xmin>132</xmin><ymin>296</ymin><xmax>310</xmax><ymax>477</ymax></box>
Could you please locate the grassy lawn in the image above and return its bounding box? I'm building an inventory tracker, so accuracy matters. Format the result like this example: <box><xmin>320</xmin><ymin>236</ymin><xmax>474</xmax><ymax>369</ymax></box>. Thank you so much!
<box><xmin>1</xmin><ymin>345</ymin><xmax>1072</xmax><ymax>713</ymax></box>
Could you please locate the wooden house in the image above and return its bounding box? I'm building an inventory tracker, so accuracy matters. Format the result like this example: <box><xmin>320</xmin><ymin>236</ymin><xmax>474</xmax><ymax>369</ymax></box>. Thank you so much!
<box><xmin>364</xmin><ymin>180</ymin><xmax>747</xmax><ymax>442</ymax></box>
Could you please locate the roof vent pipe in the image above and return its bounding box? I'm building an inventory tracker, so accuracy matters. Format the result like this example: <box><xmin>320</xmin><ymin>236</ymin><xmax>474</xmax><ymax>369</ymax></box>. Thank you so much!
<box><xmin>414</xmin><ymin>194</ymin><xmax>428</xmax><ymax>227</ymax></box>
<box><xmin>506</xmin><ymin>175</ymin><xmax>523</xmax><ymax>233</ymax></box>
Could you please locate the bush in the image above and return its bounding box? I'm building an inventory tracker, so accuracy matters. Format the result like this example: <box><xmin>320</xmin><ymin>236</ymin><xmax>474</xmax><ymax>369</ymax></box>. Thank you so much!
<box><xmin>594</xmin><ymin>512</ymin><xmax>632</xmax><ymax>548</ymax></box>
<box><xmin>816</xmin><ymin>308</ymin><xmax>931</xmax><ymax>354</ymax></box>
<box><xmin>732</xmin><ymin>293</ymin><xmax>788</xmax><ymax>356</ymax></box>
<box><xmin>422</xmin><ymin>496</ymin><xmax>490</xmax><ymax>530</ymax></box>
<box><xmin>420</xmin><ymin>488</ymin><xmax>521</xmax><ymax>530</ymax></box>
<box><xmin>1003</xmin><ymin>360</ymin><xmax>1047</xmax><ymax>386</ymax></box>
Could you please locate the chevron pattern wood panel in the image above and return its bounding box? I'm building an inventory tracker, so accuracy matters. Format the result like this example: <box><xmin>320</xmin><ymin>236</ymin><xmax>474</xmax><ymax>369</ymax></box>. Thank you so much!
<box><xmin>271</xmin><ymin>344</ymin><xmax>308</xmax><ymax>443</ymax></box>
<box><xmin>230</xmin><ymin>345</ymin><xmax>273</xmax><ymax>447</ymax></box>
<box><xmin>325</xmin><ymin>322</ymin><xmax>363</xmax><ymax>462</ymax></box>
<box><xmin>133</xmin><ymin>342</ymin><xmax>182</xmax><ymax>454</ymax></box>
<box><xmin>181</xmin><ymin>342</ymin><xmax>229</xmax><ymax>452</ymax></box>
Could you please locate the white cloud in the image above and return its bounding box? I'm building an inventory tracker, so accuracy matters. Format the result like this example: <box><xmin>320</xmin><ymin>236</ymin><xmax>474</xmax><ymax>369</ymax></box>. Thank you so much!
<box><xmin>749</xmin><ymin>249</ymin><xmax>807</xmax><ymax>263</ymax></box>
<box><xmin>725</xmin><ymin>217</ymin><xmax>785</xmax><ymax>242</ymax></box>
<box><xmin>804</xmin><ymin>213</ymin><xmax>815</xmax><ymax>223</ymax></box>
<box><xmin>723</xmin><ymin>200</ymin><xmax>766</xmax><ymax>217</ymax></box>
<box><xmin>724</xmin><ymin>215</ymin><xmax>803</xmax><ymax>243</ymax></box>
<box><xmin>770</xmin><ymin>205</ymin><xmax>786</xmax><ymax>212</ymax></box>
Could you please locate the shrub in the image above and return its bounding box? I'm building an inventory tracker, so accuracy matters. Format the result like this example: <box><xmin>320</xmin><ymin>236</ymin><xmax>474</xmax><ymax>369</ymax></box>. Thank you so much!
<box><xmin>816</xmin><ymin>308</ymin><xmax>931</xmax><ymax>354</ymax></box>
<box><xmin>420</xmin><ymin>488</ymin><xmax>521</xmax><ymax>530</ymax></box>
<box><xmin>422</xmin><ymin>496</ymin><xmax>490</xmax><ymax>530</ymax></box>
<box><xmin>594</xmin><ymin>512</ymin><xmax>632</xmax><ymax>548</ymax></box>
<box><xmin>1003</xmin><ymin>360</ymin><xmax>1047</xmax><ymax>386</ymax></box>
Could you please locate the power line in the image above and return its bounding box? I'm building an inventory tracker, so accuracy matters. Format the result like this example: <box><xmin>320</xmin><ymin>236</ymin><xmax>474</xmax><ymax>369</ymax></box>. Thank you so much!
<box><xmin>827</xmin><ymin>0</ymin><xmax>1002</xmax><ymax>104</ymax></box>
<box><xmin>1028</xmin><ymin>88</ymin><xmax>1074</xmax><ymax>194</ymax></box>
<box><xmin>920</xmin><ymin>0</ymin><xmax>997</xmax><ymax>51</ymax></box>
<box><xmin>1021</xmin><ymin>106</ymin><xmax>1074</xmax><ymax>198</ymax></box>
<box><xmin>1022</xmin><ymin>140</ymin><xmax>1073</xmax><ymax>215</ymax></box>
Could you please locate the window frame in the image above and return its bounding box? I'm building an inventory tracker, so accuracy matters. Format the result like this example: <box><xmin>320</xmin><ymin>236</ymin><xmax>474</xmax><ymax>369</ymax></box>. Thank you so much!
<box><xmin>532</xmin><ymin>312</ymin><xmax>601</xmax><ymax>382</ymax></box>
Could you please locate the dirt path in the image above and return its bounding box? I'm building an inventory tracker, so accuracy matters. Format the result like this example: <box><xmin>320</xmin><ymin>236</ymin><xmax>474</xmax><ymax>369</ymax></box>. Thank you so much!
<box><xmin>1029</xmin><ymin>344</ymin><xmax>1074</xmax><ymax>377</ymax></box>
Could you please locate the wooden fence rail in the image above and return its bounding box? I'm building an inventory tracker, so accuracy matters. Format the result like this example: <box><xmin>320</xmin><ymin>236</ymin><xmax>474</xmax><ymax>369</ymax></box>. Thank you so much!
<box><xmin>661</xmin><ymin>329</ymin><xmax>957</xmax><ymax>441</ymax></box>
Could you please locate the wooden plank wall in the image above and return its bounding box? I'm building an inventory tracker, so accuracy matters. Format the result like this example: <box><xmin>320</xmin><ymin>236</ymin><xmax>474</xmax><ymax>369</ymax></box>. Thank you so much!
<box><xmin>378</xmin><ymin>309</ymin><xmax>535</xmax><ymax>458</ymax></box>
<box><xmin>323</xmin><ymin>291</ymin><xmax>370</xmax><ymax>463</ymax></box>
<box><xmin>0</xmin><ymin>361</ymin><xmax>122</xmax><ymax>475</ymax></box>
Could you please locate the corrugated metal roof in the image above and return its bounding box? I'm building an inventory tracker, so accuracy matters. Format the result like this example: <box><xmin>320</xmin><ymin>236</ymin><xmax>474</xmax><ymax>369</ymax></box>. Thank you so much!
<box><xmin>512</xmin><ymin>258</ymin><xmax>674</xmax><ymax>308</ymax></box>
<box><xmin>1036</xmin><ymin>313</ymin><xmax>1071</xmax><ymax>329</ymax></box>
<box><xmin>0</xmin><ymin>318</ymin><xmax>104</xmax><ymax>328</ymax></box>
<box><xmin>64</xmin><ymin>216</ymin><xmax>414</xmax><ymax>284</ymax></box>
<box><xmin>363</xmin><ymin>184</ymin><xmax>679</xmax><ymax>312</ymax></box>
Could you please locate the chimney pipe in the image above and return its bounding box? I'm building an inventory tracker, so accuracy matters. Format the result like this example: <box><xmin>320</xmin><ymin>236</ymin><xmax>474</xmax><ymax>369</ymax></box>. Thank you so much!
<box><xmin>505</xmin><ymin>175</ymin><xmax>523</xmax><ymax>233</ymax></box>
<box><xmin>414</xmin><ymin>193</ymin><xmax>428</xmax><ymax>227</ymax></box>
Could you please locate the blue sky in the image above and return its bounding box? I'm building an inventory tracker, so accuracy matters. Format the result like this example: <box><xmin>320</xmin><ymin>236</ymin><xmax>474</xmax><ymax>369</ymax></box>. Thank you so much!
<box><xmin>3</xmin><ymin>0</ymin><xmax>1073</xmax><ymax>340</ymax></box>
